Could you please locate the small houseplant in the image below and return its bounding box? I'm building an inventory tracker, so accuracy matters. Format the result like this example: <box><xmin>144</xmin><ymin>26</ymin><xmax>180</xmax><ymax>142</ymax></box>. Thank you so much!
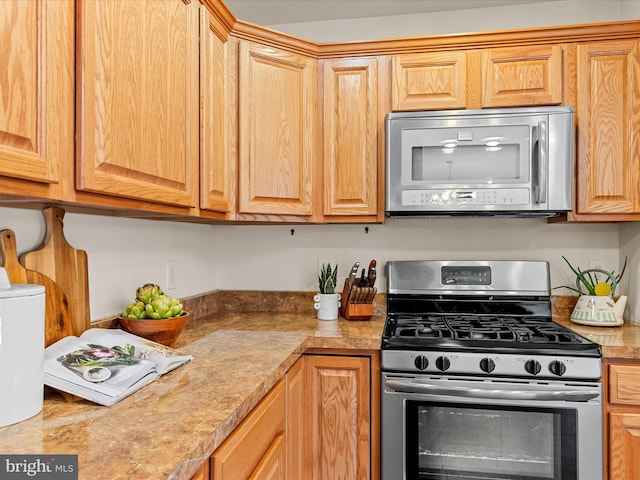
<box><xmin>318</xmin><ymin>263</ymin><xmax>338</xmax><ymax>294</ymax></box>
<box><xmin>315</xmin><ymin>263</ymin><xmax>340</xmax><ymax>320</ymax></box>
<box><xmin>118</xmin><ymin>283</ymin><xmax>189</xmax><ymax>346</ymax></box>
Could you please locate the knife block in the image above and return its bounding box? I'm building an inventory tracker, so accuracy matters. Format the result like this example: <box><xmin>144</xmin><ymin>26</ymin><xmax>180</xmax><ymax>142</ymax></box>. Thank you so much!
<box><xmin>339</xmin><ymin>278</ymin><xmax>375</xmax><ymax>321</ymax></box>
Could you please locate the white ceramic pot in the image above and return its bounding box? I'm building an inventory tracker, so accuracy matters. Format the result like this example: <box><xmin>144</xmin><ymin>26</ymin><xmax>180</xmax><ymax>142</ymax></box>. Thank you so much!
<box><xmin>571</xmin><ymin>295</ymin><xmax>627</xmax><ymax>327</ymax></box>
<box><xmin>313</xmin><ymin>293</ymin><xmax>341</xmax><ymax>321</ymax></box>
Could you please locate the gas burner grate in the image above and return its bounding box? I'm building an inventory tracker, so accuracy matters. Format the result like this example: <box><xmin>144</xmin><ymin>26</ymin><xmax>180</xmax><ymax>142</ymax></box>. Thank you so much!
<box><xmin>394</xmin><ymin>315</ymin><xmax>454</xmax><ymax>338</ymax></box>
<box><xmin>387</xmin><ymin>313</ymin><xmax>592</xmax><ymax>346</ymax></box>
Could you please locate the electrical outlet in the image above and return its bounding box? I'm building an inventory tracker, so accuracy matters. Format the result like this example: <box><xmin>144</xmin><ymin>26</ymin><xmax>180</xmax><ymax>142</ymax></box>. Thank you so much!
<box><xmin>318</xmin><ymin>258</ymin><xmax>337</xmax><ymax>277</ymax></box>
<box><xmin>166</xmin><ymin>260</ymin><xmax>177</xmax><ymax>290</ymax></box>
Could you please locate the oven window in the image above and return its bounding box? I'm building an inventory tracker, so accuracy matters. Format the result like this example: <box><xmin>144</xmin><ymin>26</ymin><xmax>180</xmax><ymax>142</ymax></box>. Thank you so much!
<box><xmin>406</xmin><ymin>402</ymin><xmax>577</xmax><ymax>480</ymax></box>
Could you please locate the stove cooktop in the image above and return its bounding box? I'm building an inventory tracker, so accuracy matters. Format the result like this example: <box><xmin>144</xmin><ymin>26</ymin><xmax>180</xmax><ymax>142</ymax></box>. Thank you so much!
<box><xmin>382</xmin><ymin>313</ymin><xmax>602</xmax><ymax>357</ymax></box>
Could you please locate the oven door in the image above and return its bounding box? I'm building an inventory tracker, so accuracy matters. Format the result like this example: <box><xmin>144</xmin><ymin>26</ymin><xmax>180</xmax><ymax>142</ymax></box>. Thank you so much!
<box><xmin>381</xmin><ymin>373</ymin><xmax>603</xmax><ymax>480</ymax></box>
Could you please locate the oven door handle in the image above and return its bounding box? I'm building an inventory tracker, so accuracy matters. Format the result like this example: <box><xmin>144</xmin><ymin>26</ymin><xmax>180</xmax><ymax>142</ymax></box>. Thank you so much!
<box><xmin>385</xmin><ymin>379</ymin><xmax>599</xmax><ymax>401</ymax></box>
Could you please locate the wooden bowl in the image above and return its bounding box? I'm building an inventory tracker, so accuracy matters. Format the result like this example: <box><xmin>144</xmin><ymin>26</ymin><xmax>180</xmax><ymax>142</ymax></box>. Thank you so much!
<box><xmin>117</xmin><ymin>312</ymin><xmax>189</xmax><ymax>347</ymax></box>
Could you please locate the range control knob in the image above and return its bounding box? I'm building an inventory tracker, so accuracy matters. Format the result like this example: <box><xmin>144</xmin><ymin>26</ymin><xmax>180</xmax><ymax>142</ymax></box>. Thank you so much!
<box><xmin>435</xmin><ymin>356</ymin><xmax>450</xmax><ymax>371</ymax></box>
<box><xmin>549</xmin><ymin>360</ymin><xmax>567</xmax><ymax>377</ymax></box>
<box><xmin>479</xmin><ymin>357</ymin><xmax>496</xmax><ymax>373</ymax></box>
<box><xmin>414</xmin><ymin>355</ymin><xmax>429</xmax><ymax>371</ymax></box>
<box><xmin>524</xmin><ymin>359</ymin><xmax>542</xmax><ymax>375</ymax></box>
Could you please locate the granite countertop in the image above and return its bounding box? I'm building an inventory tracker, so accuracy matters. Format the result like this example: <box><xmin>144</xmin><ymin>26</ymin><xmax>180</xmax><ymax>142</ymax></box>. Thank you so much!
<box><xmin>552</xmin><ymin>296</ymin><xmax>640</xmax><ymax>359</ymax></box>
<box><xmin>0</xmin><ymin>312</ymin><xmax>386</xmax><ymax>480</ymax></box>
<box><xmin>1</xmin><ymin>296</ymin><xmax>639</xmax><ymax>480</ymax></box>
<box><xmin>555</xmin><ymin>317</ymin><xmax>640</xmax><ymax>359</ymax></box>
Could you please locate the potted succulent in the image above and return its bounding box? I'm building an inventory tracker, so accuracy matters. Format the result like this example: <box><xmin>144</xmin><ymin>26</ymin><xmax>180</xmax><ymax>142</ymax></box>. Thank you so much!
<box><xmin>118</xmin><ymin>283</ymin><xmax>189</xmax><ymax>346</ymax></box>
<box><xmin>558</xmin><ymin>256</ymin><xmax>628</xmax><ymax>327</ymax></box>
<box><xmin>314</xmin><ymin>263</ymin><xmax>340</xmax><ymax>320</ymax></box>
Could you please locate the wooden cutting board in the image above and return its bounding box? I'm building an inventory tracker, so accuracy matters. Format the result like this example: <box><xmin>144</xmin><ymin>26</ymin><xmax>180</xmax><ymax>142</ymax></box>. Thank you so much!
<box><xmin>20</xmin><ymin>207</ymin><xmax>90</xmax><ymax>336</ymax></box>
<box><xmin>0</xmin><ymin>229</ymin><xmax>74</xmax><ymax>346</ymax></box>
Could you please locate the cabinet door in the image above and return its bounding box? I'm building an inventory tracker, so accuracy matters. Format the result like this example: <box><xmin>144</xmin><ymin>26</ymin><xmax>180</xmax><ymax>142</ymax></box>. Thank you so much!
<box><xmin>76</xmin><ymin>0</ymin><xmax>199</xmax><ymax>208</ymax></box>
<box><xmin>249</xmin><ymin>435</ymin><xmax>286</xmax><ymax>480</ymax></box>
<box><xmin>608</xmin><ymin>412</ymin><xmax>640</xmax><ymax>480</ymax></box>
<box><xmin>0</xmin><ymin>0</ymin><xmax>74</xmax><ymax>200</ymax></box>
<box><xmin>575</xmin><ymin>39</ymin><xmax>640</xmax><ymax>216</ymax></box>
<box><xmin>286</xmin><ymin>357</ymin><xmax>305</xmax><ymax>480</ymax></box>
<box><xmin>609</xmin><ymin>363</ymin><xmax>640</xmax><ymax>405</ymax></box>
<box><xmin>303</xmin><ymin>354</ymin><xmax>371</xmax><ymax>480</ymax></box>
<box><xmin>321</xmin><ymin>57</ymin><xmax>379</xmax><ymax>218</ymax></box>
<box><xmin>481</xmin><ymin>45</ymin><xmax>563</xmax><ymax>107</ymax></box>
<box><xmin>200</xmin><ymin>5</ymin><xmax>237</xmax><ymax>218</ymax></box>
<box><xmin>189</xmin><ymin>461</ymin><xmax>209</xmax><ymax>480</ymax></box>
<box><xmin>605</xmin><ymin>362</ymin><xmax>640</xmax><ymax>480</ymax></box>
<box><xmin>392</xmin><ymin>51</ymin><xmax>467</xmax><ymax>111</ymax></box>
<box><xmin>211</xmin><ymin>380</ymin><xmax>286</xmax><ymax>480</ymax></box>
<box><xmin>238</xmin><ymin>41</ymin><xmax>316</xmax><ymax>217</ymax></box>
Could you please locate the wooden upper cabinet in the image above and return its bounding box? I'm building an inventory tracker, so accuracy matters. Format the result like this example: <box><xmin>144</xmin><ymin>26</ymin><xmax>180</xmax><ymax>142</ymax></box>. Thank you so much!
<box><xmin>0</xmin><ymin>0</ymin><xmax>74</xmax><ymax>200</ymax></box>
<box><xmin>237</xmin><ymin>41</ymin><xmax>316</xmax><ymax>218</ymax></box>
<box><xmin>321</xmin><ymin>57</ymin><xmax>381</xmax><ymax>219</ymax></box>
<box><xmin>573</xmin><ymin>39</ymin><xmax>640</xmax><ymax>217</ymax></box>
<box><xmin>76</xmin><ymin>0</ymin><xmax>200</xmax><ymax>208</ymax></box>
<box><xmin>480</xmin><ymin>44</ymin><xmax>563</xmax><ymax>107</ymax></box>
<box><xmin>392</xmin><ymin>45</ymin><xmax>563</xmax><ymax>111</ymax></box>
<box><xmin>392</xmin><ymin>51</ymin><xmax>467</xmax><ymax>111</ymax></box>
<box><xmin>199</xmin><ymin>5</ymin><xmax>237</xmax><ymax>218</ymax></box>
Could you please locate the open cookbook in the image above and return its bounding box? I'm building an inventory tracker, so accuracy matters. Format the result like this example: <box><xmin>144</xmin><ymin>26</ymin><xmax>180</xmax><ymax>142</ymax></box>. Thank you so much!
<box><xmin>44</xmin><ymin>328</ymin><xmax>193</xmax><ymax>406</ymax></box>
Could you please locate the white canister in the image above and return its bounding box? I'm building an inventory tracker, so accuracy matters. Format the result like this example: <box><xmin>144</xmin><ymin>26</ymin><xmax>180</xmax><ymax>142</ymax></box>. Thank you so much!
<box><xmin>313</xmin><ymin>293</ymin><xmax>341</xmax><ymax>321</ymax></box>
<box><xmin>0</xmin><ymin>267</ymin><xmax>45</xmax><ymax>427</ymax></box>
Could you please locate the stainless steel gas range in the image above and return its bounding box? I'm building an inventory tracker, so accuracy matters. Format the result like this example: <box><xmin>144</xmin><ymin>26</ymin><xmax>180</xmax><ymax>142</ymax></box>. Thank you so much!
<box><xmin>381</xmin><ymin>260</ymin><xmax>603</xmax><ymax>480</ymax></box>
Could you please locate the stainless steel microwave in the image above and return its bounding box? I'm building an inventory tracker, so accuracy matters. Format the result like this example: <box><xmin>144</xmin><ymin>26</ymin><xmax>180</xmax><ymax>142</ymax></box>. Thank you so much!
<box><xmin>385</xmin><ymin>106</ymin><xmax>574</xmax><ymax>218</ymax></box>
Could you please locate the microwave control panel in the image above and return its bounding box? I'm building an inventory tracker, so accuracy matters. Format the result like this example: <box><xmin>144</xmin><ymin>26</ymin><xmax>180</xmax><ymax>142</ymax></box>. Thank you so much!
<box><xmin>401</xmin><ymin>188</ymin><xmax>530</xmax><ymax>206</ymax></box>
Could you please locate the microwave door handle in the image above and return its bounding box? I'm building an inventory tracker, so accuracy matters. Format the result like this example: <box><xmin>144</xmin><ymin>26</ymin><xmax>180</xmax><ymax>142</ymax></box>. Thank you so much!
<box><xmin>385</xmin><ymin>379</ymin><xmax>599</xmax><ymax>402</ymax></box>
<box><xmin>535</xmin><ymin>120</ymin><xmax>548</xmax><ymax>204</ymax></box>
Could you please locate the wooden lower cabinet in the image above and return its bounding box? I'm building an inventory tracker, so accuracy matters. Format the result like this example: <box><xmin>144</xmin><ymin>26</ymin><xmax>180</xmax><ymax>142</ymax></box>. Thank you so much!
<box><xmin>285</xmin><ymin>354</ymin><xmax>305</xmax><ymax>480</ymax></box>
<box><xmin>206</xmin><ymin>352</ymin><xmax>380</xmax><ymax>480</ymax></box>
<box><xmin>301</xmin><ymin>353</ymin><xmax>379</xmax><ymax>480</ymax></box>
<box><xmin>210</xmin><ymin>379</ymin><xmax>286</xmax><ymax>480</ymax></box>
<box><xmin>189</xmin><ymin>461</ymin><xmax>209</xmax><ymax>480</ymax></box>
<box><xmin>604</xmin><ymin>360</ymin><xmax>640</xmax><ymax>480</ymax></box>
